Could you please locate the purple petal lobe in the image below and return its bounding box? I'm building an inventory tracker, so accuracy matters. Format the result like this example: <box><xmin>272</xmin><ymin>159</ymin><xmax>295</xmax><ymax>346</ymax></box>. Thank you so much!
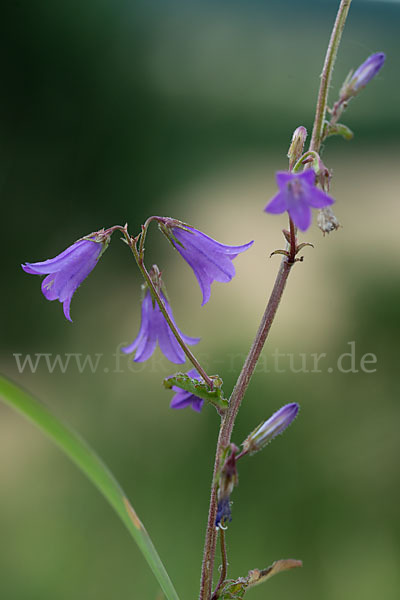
<box><xmin>288</xmin><ymin>201</ymin><xmax>312</xmax><ymax>232</ymax></box>
<box><xmin>265</xmin><ymin>192</ymin><xmax>286</xmax><ymax>214</ymax></box>
<box><xmin>306</xmin><ymin>187</ymin><xmax>335</xmax><ymax>209</ymax></box>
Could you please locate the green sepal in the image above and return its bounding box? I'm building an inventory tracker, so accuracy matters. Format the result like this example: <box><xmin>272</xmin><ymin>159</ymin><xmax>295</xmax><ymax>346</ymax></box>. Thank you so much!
<box><xmin>270</xmin><ymin>249</ymin><xmax>289</xmax><ymax>259</ymax></box>
<box><xmin>158</xmin><ymin>222</ymin><xmax>185</xmax><ymax>250</ymax></box>
<box><xmin>158</xmin><ymin>219</ymin><xmax>193</xmax><ymax>251</ymax></box>
<box><xmin>163</xmin><ymin>373</ymin><xmax>228</xmax><ymax>412</ymax></box>
<box><xmin>217</xmin><ymin>578</ymin><xmax>248</xmax><ymax>599</ymax></box>
<box><xmin>296</xmin><ymin>242</ymin><xmax>314</xmax><ymax>252</ymax></box>
<box><xmin>323</xmin><ymin>120</ymin><xmax>354</xmax><ymax>141</ymax></box>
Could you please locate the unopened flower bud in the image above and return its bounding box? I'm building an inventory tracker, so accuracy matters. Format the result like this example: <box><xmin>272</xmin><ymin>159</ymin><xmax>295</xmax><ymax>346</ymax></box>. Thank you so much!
<box><xmin>242</xmin><ymin>403</ymin><xmax>299</xmax><ymax>456</ymax></box>
<box><xmin>288</xmin><ymin>126</ymin><xmax>307</xmax><ymax>170</ymax></box>
<box><xmin>340</xmin><ymin>52</ymin><xmax>385</xmax><ymax>101</ymax></box>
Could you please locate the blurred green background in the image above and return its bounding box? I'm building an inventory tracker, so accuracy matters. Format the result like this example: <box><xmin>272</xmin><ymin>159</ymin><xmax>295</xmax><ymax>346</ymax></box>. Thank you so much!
<box><xmin>1</xmin><ymin>0</ymin><xmax>400</xmax><ymax>598</ymax></box>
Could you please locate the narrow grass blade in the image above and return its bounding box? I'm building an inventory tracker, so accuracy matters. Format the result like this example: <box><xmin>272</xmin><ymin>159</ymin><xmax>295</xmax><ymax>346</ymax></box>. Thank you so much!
<box><xmin>0</xmin><ymin>375</ymin><xmax>180</xmax><ymax>600</ymax></box>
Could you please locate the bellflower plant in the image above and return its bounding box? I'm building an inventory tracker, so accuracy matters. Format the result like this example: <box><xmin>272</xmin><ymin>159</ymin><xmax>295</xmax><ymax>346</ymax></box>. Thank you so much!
<box><xmin>7</xmin><ymin>3</ymin><xmax>387</xmax><ymax>600</ymax></box>
<box><xmin>21</xmin><ymin>232</ymin><xmax>109</xmax><ymax>321</ymax></box>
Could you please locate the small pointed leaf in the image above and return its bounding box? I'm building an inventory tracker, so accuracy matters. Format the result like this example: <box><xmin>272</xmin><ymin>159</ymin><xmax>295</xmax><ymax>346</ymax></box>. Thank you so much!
<box><xmin>325</xmin><ymin>122</ymin><xmax>354</xmax><ymax>141</ymax></box>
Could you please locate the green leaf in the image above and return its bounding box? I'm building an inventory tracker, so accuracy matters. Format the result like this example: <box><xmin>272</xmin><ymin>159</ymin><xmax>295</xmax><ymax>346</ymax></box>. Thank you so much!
<box><xmin>0</xmin><ymin>375</ymin><xmax>180</xmax><ymax>600</ymax></box>
<box><xmin>218</xmin><ymin>578</ymin><xmax>249</xmax><ymax>599</ymax></box>
<box><xmin>324</xmin><ymin>121</ymin><xmax>354</xmax><ymax>141</ymax></box>
<box><xmin>163</xmin><ymin>372</ymin><xmax>228</xmax><ymax>412</ymax></box>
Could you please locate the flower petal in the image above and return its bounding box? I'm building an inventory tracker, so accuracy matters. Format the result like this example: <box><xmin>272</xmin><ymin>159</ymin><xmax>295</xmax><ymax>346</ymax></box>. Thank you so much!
<box><xmin>133</xmin><ymin>303</ymin><xmax>158</xmax><ymax>362</ymax></box>
<box><xmin>305</xmin><ymin>186</ymin><xmax>335</xmax><ymax>208</ymax></box>
<box><xmin>276</xmin><ymin>171</ymin><xmax>295</xmax><ymax>189</ymax></box>
<box><xmin>173</xmin><ymin>232</ymin><xmax>239</xmax><ymax>304</ymax></box>
<box><xmin>171</xmin><ymin>226</ymin><xmax>253</xmax><ymax>304</ymax></box>
<box><xmin>122</xmin><ymin>292</ymin><xmax>153</xmax><ymax>354</ymax></box>
<box><xmin>175</xmin><ymin>227</ymin><xmax>253</xmax><ymax>256</ymax></box>
<box><xmin>170</xmin><ymin>391</ymin><xmax>193</xmax><ymax>409</ymax></box>
<box><xmin>158</xmin><ymin>318</ymin><xmax>186</xmax><ymax>364</ymax></box>
<box><xmin>297</xmin><ymin>169</ymin><xmax>316</xmax><ymax>187</ymax></box>
<box><xmin>62</xmin><ymin>294</ymin><xmax>74</xmax><ymax>322</ymax></box>
<box><xmin>133</xmin><ymin>333</ymin><xmax>157</xmax><ymax>363</ymax></box>
<box><xmin>21</xmin><ymin>240</ymin><xmax>97</xmax><ymax>275</ymax></box>
<box><xmin>41</xmin><ymin>274</ymin><xmax>58</xmax><ymax>301</ymax></box>
<box><xmin>264</xmin><ymin>192</ymin><xmax>287</xmax><ymax>214</ymax></box>
<box><xmin>288</xmin><ymin>201</ymin><xmax>312</xmax><ymax>231</ymax></box>
<box><xmin>174</xmin><ymin>248</ymin><xmax>212</xmax><ymax>305</ymax></box>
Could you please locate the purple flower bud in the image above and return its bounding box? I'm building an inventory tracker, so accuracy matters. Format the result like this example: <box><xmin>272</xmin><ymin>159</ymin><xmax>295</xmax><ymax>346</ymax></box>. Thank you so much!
<box><xmin>265</xmin><ymin>170</ymin><xmax>334</xmax><ymax>231</ymax></box>
<box><xmin>341</xmin><ymin>52</ymin><xmax>385</xmax><ymax>99</ymax></box>
<box><xmin>242</xmin><ymin>403</ymin><xmax>299</xmax><ymax>456</ymax></box>
<box><xmin>165</xmin><ymin>223</ymin><xmax>253</xmax><ymax>306</ymax></box>
<box><xmin>170</xmin><ymin>369</ymin><xmax>204</xmax><ymax>412</ymax></box>
<box><xmin>122</xmin><ymin>289</ymin><xmax>200</xmax><ymax>364</ymax></box>
<box><xmin>22</xmin><ymin>232</ymin><xmax>109</xmax><ymax>321</ymax></box>
<box><xmin>215</xmin><ymin>497</ymin><xmax>232</xmax><ymax>530</ymax></box>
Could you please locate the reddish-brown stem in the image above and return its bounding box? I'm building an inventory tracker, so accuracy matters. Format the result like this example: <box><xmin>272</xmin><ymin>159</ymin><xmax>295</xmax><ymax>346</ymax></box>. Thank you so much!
<box><xmin>211</xmin><ymin>529</ymin><xmax>228</xmax><ymax>600</ymax></box>
<box><xmin>288</xmin><ymin>218</ymin><xmax>297</xmax><ymax>264</ymax></box>
<box><xmin>199</xmin><ymin>255</ymin><xmax>294</xmax><ymax>599</ymax></box>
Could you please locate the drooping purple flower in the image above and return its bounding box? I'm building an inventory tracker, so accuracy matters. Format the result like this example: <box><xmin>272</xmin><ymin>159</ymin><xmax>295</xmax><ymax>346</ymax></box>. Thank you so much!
<box><xmin>265</xmin><ymin>170</ymin><xmax>334</xmax><ymax>231</ymax></box>
<box><xmin>169</xmin><ymin>368</ymin><xmax>204</xmax><ymax>412</ymax></box>
<box><xmin>342</xmin><ymin>52</ymin><xmax>385</xmax><ymax>98</ymax></box>
<box><xmin>122</xmin><ymin>289</ymin><xmax>200</xmax><ymax>364</ymax></box>
<box><xmin>22</xmin><ymin>234</ymin><xmax>108</xmax><ymax>321</ymax></box>
<box><xmin>242</xmin><ymin>402</ymin><xmax>299</xmax><ymax>456</ymax></box>
<box><xmin>168</xmin><ymin>224</ymin><xmax>253</xmax><ymax>306</ymax></box>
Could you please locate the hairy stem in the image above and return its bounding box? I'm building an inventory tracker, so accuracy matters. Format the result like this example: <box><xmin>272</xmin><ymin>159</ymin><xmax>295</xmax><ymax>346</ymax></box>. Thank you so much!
<box><xmin>199</xmin><ymin>1</ymin><xmax>352</xmax><ymax>597</ymax></box>
<box><xmin>211</xmin><ymin>529</ymin><xmax>228</xmax><ymax>600</ymax></box>
<box><xmin>309</xmin><ymin>0</ymin><xmax>352</xmax><ymax>153</ymax></box>
<box><xmin>199</xmin><ymin>256</ymin><xmax>293</xmax><ymax>599</ymax></box>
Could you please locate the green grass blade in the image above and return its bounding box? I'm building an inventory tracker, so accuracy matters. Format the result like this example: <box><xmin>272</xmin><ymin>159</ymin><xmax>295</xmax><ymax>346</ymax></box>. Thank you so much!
<box><xmin>0</xmin><ymin>375</ymin><xmax>180</xmax><ymax>600</ymax></box>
